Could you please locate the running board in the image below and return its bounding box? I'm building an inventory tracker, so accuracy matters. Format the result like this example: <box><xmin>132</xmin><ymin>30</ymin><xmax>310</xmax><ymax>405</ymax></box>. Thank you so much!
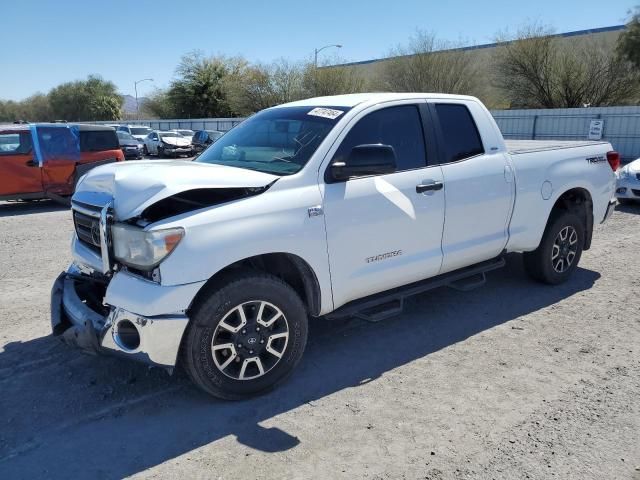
<box><xmin>448</xmin><ymin>272</ymin><xmax>486</xmax><ymax>291</ymax></box>
<box><xmin>325</xmin><ymin>256</ymin><xmax>506</xmax><ymax>322</ymax></box>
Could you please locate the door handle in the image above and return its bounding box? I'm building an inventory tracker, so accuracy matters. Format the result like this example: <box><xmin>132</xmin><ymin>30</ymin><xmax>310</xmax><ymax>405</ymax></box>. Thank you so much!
<box><xmin>25</xmin><ymin>159</ymin><xmax>38</xmax><ymax>167</ymax></box>
<box><xmin>416</xmin><ymin>181</ymin><xmax>443</xmax><ymax>193</ymax></box>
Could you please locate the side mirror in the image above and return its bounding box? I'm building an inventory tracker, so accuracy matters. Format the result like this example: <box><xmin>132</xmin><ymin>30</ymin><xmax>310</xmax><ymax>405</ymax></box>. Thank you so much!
<box><xmin>330</xmin><ymin>144</ymin><xmax>397</xmax><ymax>181</ymax></box>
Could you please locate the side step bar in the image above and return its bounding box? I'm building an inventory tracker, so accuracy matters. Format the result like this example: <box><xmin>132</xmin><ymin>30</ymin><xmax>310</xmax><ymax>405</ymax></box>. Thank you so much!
<box><xmin>325</xmin><ymin>256</ymin><xmax>506</xmax><ymax>322</ymax></box>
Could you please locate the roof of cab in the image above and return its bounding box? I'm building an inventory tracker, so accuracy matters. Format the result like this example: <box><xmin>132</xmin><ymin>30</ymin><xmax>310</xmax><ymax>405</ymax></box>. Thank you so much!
<box><xmin>279</xmin><ymin>92</ymin><xmax>478</xmax><ymax>108</ymax></box>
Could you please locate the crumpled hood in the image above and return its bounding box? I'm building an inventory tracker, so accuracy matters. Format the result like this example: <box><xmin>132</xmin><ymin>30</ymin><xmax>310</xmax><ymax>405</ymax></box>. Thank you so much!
<box><xmin>74</xmin><ymin>160</ymin><xmax>278</xmax><ymax>220</ymax></box>
<box><xmin>161</xmin><ymin>136</ymin><xmax>191</xmax><ymax>146</ymax></box>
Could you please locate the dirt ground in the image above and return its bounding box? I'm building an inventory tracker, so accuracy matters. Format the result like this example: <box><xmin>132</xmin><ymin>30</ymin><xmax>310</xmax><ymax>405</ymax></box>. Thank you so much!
<box><xmin>0</xmin><ymin>200</ymin><xmax>638</xmax><ymax>480</ymax></box>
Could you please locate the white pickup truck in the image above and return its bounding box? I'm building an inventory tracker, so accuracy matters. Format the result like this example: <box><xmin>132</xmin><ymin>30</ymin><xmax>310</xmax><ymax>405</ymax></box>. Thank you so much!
<box><xmin>51</xmin><ymin>93</ymin><xmax>618</xmax><ymax>399</ymax></box>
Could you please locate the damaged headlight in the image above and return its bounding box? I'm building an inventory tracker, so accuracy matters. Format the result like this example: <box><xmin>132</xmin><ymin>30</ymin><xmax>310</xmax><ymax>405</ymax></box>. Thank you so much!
<box><xmin>112</xmin><ymin>224</ymin><xmax>184</xmax><ymax>271</ymax></box>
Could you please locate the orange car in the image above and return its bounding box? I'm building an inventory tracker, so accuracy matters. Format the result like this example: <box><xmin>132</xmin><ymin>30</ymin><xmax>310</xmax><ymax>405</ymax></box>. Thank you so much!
<box><xmin>0</xmin><ymin>123</ymin><xmax>124</xmax><ymax>202</ymax></box>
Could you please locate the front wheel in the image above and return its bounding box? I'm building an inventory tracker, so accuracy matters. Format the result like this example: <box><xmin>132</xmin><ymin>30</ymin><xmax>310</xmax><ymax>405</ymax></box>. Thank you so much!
<box><xmin>157</xmin><ymin>146</ymin><xmax>165</xmax><ymax>158</ymax></box>
<box><xmin>524</xmin><ymin>211</ymin><xmax>584</xmax><ymax>284</ymax></box>
<box><xmin>183</xmin><ymin>271</ymin><xmax>308</xmax><ymax>400</ymax></box>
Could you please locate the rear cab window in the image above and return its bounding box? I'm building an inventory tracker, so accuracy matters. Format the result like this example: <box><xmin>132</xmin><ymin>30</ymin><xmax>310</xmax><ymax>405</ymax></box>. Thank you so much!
<box><xmin>332</xmin><ymin>105</ymin><xmax>427</xmax><ymax>173</ymax></box>
<box><xmin>433</xmin><ymin>103</ymin><xmax>484</xmax><ymax>164</ymax></box>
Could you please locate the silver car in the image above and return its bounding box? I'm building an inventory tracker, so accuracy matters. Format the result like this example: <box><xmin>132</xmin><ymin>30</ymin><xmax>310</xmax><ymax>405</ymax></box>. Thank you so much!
<box><xmin>615</xmin><ymin>158</ymin><xmax>640</xmax><ymax>204</ymax></box>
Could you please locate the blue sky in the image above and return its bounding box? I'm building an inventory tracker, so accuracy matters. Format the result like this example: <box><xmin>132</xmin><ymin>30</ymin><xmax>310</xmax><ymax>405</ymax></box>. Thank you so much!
<box><xmin>0</xmin><ymin>0</ymin><xmax>634</xmax><ymax>100</ymax></box>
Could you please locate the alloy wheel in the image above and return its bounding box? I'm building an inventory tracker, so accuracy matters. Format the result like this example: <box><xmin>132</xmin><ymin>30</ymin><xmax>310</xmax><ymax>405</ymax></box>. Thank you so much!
<box><xmin>551</xmin><ymin>225</ymin><xmax>578</xmax><ymax>273</ymax></box>
<box><xmin>211</xmin><ymin>301</ymin><xmax>289</xmax><ymax>380</ymax></box>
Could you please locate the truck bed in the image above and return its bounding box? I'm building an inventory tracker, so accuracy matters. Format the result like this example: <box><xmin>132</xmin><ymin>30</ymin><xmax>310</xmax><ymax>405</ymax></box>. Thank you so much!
<box><xmin>505</xmin><ymin>139</ymin><xmax>609</xmax><ymax>155</ymax></box>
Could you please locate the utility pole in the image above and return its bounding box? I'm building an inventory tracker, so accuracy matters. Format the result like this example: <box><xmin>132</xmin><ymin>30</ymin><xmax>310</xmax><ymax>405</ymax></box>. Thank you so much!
<box><xmin>134</xmin><ymin>78</ymin><xmax>153</xmax><ymax>120</ymax></box>
<box><xmin>314</xmin><ymin>44</ymin><xmax>342</xmax><ymax>68</ymax></box>
<box><xmin>313</xmin><ymin>44</ymin><xmax>342</xmax><ymax>94</ymax></box>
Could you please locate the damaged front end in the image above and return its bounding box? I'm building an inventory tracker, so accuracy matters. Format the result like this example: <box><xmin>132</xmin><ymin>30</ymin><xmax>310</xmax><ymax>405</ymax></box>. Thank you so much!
<box><xmin>52</xmin><ymin>161</ymin><xmax>278</xmax><ymax>369</ymax></box>
<box><xmin>51</xmin><ymin>264</ymin><xmax>190</xmax><ymax>369</ymax></box>
<box><xmin>138</xmin><ymin>185</ymin><xmax>274</xmax><ymax>223</ymax></box>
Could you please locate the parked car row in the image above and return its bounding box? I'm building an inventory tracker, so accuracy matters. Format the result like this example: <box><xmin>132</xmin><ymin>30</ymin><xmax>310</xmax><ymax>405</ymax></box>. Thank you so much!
<box><xmin>106</xmin><ymin>124</ymin><xmax>225</xmax><ymax>159</ymax></box>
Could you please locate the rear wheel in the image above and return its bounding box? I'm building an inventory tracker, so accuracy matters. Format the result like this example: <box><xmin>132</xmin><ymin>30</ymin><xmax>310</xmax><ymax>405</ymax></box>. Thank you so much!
<box><xmin>524</xmin><ymin>211</ymin><xmax>584</xmax><ymax>284</ymax></box>
<box><xmin>183</xmin><ymin>271</ymin><xmax>308</xmax><ymax>400</ymax></box>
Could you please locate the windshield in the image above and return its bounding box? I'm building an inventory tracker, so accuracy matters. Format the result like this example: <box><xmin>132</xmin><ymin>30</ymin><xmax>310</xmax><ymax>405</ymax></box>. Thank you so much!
<box><xmin>196</xmin><ymin>106</ymin><xmax>348</xmax><ymax>175</ymax></box>
<box><xmin>117</xmin><ymin>131</ymin><xmax>135</xmax><ymax>141</ymax></box>
<box><xmin>131</xmin><ymin>127</ymin><xmax>152</xmax><ymax>135</ymax></box>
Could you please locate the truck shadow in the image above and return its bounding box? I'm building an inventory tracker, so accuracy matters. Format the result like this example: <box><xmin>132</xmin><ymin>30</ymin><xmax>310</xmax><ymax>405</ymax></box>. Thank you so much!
<box><xmin>0</xmin><ymin>255</ymin><xmax>600</xmax><ymax>479</ymax></box>
<box><xmin>0</xmin><ymin>200</ymin><xmax>68</xmax><ymax>218</ymax></box>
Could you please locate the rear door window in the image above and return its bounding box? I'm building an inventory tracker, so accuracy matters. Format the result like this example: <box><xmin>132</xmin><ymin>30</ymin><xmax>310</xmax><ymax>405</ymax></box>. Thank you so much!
<box><xmin>79</xmin><ymin>130</ymin><xmax>119</xmax><ymax>152</ymax></box>
<box><xmin>333</xmin><ymin>105</ymin><xmax>427</xmax><ymax>172</ymax></box>
<box><xmin>434</xmin><ymin>104</ymin><xmax>484</xmax><ymax>163</ymax></box>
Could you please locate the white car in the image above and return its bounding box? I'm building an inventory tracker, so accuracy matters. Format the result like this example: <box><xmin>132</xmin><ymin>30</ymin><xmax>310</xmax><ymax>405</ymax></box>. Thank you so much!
<box><xmin>117</xmin><ymin>125</ymin><xmax>154</xmax><ymax>143</ymax></box>
<box><xmin>615</xmin><ymin>158</ymin><xmax>640</xmax><ymax>204</ymax></box>
<box><xmin>53</xmin><ymin>93</ymin><xmax>617</xmax><ymax>400</ymax></box>
<box><xmin>172</xmin><ymin>129</ymin><xmax>195</xmax><ymax>140</ymax></box>
<box><xmin>143</xmin><ymin>131</ymin><xmax>193</xmax><ymax>157</ymax></box>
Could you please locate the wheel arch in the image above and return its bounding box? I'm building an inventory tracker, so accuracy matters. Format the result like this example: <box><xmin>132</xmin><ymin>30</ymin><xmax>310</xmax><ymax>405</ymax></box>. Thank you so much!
<box><xmin>189</xmin><ymin>252</ymin><xmax>322</xmax><ymax>317</ymax></box>
<box><xmin>546</xmin><ymin>187</ymin><xmax>594</xmax><ymax>250</ymax></box>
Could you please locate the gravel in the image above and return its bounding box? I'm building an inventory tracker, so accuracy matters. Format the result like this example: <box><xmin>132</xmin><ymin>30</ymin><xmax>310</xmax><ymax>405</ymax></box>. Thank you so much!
<box><xmin>0</xmin><ymin>200</ymin><xmax>638</xmax><ymax>479</ymax></box>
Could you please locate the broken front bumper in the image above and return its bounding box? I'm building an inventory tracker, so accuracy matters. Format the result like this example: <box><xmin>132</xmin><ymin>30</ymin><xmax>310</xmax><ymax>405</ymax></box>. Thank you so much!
<box><xmin>51</xmin><ymin>265</ymin><xmax>192</xmax><ymax>368</ymax></box>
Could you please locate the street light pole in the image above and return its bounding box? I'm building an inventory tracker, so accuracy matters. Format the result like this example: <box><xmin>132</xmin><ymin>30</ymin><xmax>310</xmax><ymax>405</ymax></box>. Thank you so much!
<box><xmin>134</xmin><ymin>78</ymin><xmax>153</xmax><ymax>120</ymax></box>
<box><xmin>314</xmin><ymin>44</ymin><xmax>342</xmax><ymax>69</ymax></box>
<box><xmin>313</xmin><ymin>44</ymin><xmax>342</xmax><ymax>95</ymax></box>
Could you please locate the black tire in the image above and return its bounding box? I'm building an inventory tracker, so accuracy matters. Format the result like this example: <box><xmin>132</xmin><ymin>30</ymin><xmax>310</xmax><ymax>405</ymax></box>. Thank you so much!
<box><xmin>523</xmin><ymin>211</ymin><xmax>585</xmax><ymax>285</ymax></box>
<box><xmin>157</xmin><ymin>146</ymin><xmax>165</xmax><ymax>158</ymax></box>
<box><xmin>183</xmin><ymin>271</ymin><xmax>308</xmax><ymax>400</ymax></box>
<box><xmin>143</xmin><ymin>145</ymin><xmax>148</xmax><ymax>155</ymax></box>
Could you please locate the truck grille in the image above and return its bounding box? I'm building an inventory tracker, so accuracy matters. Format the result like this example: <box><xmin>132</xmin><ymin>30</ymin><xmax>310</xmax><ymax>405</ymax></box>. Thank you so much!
<box><xmin>73</xmin><ymin>210</ymin><xmax>101</xmax><ymax>252</ymax></box>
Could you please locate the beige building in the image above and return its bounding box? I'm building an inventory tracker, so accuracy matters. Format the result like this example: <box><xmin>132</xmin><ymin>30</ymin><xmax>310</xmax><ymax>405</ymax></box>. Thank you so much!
<box><xmin>334</xmin><ymin>25</ymin><xmax>626</xmax><ymax>108</ymax></box>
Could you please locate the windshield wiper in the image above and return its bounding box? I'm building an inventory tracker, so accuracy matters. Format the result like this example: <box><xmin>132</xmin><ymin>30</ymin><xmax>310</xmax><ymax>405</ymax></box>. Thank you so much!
<box><xmin>254</xmin><ymin>156</ymin><xmax>296</xmax><ymax>164</ymax></box>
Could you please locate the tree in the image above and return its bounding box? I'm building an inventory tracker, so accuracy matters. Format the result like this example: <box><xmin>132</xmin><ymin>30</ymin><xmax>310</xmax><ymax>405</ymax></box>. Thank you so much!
<box><xmin>0</xmin><ymin>93</ymin><xmax>53</xmax><ymax>122</ymax></box>
<box><xmin>377</xmin><ymin>30</ymin><xmax>479</xmax><ymax>94</ymax></box>
<box><xmin>48</xmin><ymin>75</ymin><xmax>122</xmax><ymax>121</ymax></box>
<box><xmin>494</xmin><ymin>24</ymin><xmax>640</xmax><ymax>108</ymax></box>
<box><xmin>142</xmin><ymin>89</ymin><xmax>176</xmax><ymax>118</ymax></box>
<box><xmin>617</xmin><ymin>6</ymin><xmax>640</xmax><ymax>70</ymax></box>
<box><xmin>167</xmin><ymin>51</ymin><xmax>236</xmax><ymax>118</ymax></box>
<box><xmin>303</xmin><ymin>58</ymin><xmax>367</xmax><ymax>97</ymax></box>
<box><xmin>226</xmin><ymin>59</ymin><xmax>305</xmax><ymax>115</ymax></box>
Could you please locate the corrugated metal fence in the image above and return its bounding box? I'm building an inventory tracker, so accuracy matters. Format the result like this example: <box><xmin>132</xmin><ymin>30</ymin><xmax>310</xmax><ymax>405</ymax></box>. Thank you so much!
<box><xmin>114</xmin><ymin>105</ymin><xmax>640</xmax><ymax>163</ymax></box>
<box><xmin>491</xmin><ymin>106</ymin><xmax>640</xmax><ymax>163</ymax></box>
<box><xmin>114</xmin><ymin>118</ymin><xmax>243</xmax><ymax>132</ymax></box>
